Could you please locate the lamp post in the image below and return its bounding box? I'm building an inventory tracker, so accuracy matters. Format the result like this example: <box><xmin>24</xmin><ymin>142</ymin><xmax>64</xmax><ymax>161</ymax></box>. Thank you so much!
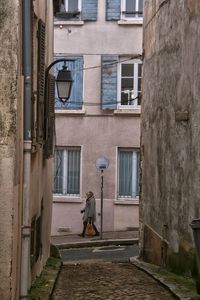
<box><xmin>43</xmin><ymin>59</ymin><xmax>74</xmax><ymax>157</ymax></box>
<box><xmin>45</xmin><ymin>58</ymin><xmax>74</xmax><ymax>102</ymax></box>
<box><xmin>96</xmin><ymin>156</ymin><xmax>109</xmax><ymax>239</ymax></box>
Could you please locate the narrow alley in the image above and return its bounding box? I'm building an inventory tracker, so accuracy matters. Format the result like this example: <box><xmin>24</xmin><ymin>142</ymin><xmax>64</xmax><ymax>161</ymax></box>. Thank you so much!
<box><xmin>52</xmin><ymin>262</ymin><xmax>176</xmax><ymax>300</ymax></box>
<box><xmin>2</xmin><ymin>0</ymin><xmax>200</xmax><ymax>299</ymax></box>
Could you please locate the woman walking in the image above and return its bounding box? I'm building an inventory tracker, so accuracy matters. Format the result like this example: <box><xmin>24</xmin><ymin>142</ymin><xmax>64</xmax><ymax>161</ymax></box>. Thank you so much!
<box><xmin>79</xmin><ymin>191</ymin><xmax>99</xmax><ymax>237</ymax></box>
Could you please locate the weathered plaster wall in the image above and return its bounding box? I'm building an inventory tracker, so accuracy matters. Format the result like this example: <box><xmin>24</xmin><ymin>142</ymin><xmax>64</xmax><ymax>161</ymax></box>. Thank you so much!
<box><xmin>52</xmin><ymin>115</ymin><xmax>140</xmax><ymax>235</ymax></box>
<box><xmin>141</xmin><ymin>0</ymin><xmax>200</xmax><ymax>262</ymax></box>
<box><xmin>0</xmin><ymin>0</ymin><xmax>54</xmax><ymax>297</ymax></box>
<box><xmin>30</xmin><ymin>0</ymin><xmax>54</xmax><ymax>282</ymax></box>
<box><xmin>0</xmin><ymin>0</ymin><xmax>20</xmax><ymax>299</ymax></box>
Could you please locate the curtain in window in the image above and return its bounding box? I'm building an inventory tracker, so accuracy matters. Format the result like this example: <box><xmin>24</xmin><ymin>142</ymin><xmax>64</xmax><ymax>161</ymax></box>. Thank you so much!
<box><xmin>138</xmin><ymin>0</ymin><xmax>143</xmax><ymax>16</ymax></box>
<box><xmin>132</xmin><ymin>151</ymin><xmax>138</xmax><ymax>197</ymax></box>
<box><xmin>54</xmin><ymin>150</ymin><xmax>63</xmax><ymax>194</ymax></box>
<box><xmin>119</xmin><ymin>150</ymin><xmax>140</xmax><ymax>198</ymax></box>
<box><xmin>119</xmin><ymin>151</ymin><xmax>132</xmax><ymax>197</ymax></box>
<box><xmin>54</xmin><ymin>148</ymin><xmax>80</xmax><ymax>195</ymax></box>
<box><xmin>136</xmin><ymin>152</ymin><xmax>140</xmax><ymax>196</ymax></box>
<box><xmin>67</xmin><ymin>149</ymin><xmax>80</xmax><ymax>194</ymax></box>
<box><xmin>68</xmin><ymin>0</ymin><xmax>79</xmax><ymax>11</ymax></box>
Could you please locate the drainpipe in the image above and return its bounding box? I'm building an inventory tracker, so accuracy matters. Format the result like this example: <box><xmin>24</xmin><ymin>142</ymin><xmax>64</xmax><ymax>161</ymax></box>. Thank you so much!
<box><xmin>20</xmin><ymin>0</ymin><xmax>32</xmax><ymax>298</ymax></box>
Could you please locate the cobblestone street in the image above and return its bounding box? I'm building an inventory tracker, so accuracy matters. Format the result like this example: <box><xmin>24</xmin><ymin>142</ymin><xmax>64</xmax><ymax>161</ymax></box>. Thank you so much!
<box><xmin>52</xmin><ymin>262</ymin><xmax>176</xmax><ymax>300</ymax></box>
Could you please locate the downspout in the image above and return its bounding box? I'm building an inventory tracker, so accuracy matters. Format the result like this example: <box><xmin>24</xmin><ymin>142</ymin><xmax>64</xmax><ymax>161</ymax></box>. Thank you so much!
<box><xmin>20</xmin><ymin>0</ymin><xmax>32</xmax><ymax>298</ymax></box>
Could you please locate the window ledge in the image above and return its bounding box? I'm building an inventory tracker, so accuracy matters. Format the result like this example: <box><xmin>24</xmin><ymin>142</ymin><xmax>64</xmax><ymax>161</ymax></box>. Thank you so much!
<box><xmin>114</xmin><ymin>199</ymin><xmax>139</xmax><ymax>205</ymax></box>
<box><xmin>54</xmin><ymin>20</ymin><xmax>84</xmax><ymax>26</ymax></box>
<box><xmin>118</xmin><ymin>19</ymin><xmax>143</xmax><ymax>25</ymax></box>
<box><xmin>53</xmin><ymin>195</ymin><xmax>83</xmax><ymax>203</ymax></box>
<box><xmin>55</xmin><ymin>109</ymin><xmax>86</xmax><ymax>115</ymax></box>
<box><xmin>114</xmin><ymin>107</ymin><xmax>141</xmax><ymax>115</ymax></box>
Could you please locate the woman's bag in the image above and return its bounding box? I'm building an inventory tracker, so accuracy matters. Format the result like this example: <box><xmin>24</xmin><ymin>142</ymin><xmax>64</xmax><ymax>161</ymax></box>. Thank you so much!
<box><xmin>85</xmin><ymin>222</ymin><xmax>95</xmax><ymax>236</ymax></box>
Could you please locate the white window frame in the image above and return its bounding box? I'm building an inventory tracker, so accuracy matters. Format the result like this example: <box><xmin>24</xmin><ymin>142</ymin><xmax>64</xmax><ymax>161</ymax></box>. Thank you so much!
<box><xmin>121</xmin><ymin>0</ymin><xmax>143</xmax><ymax>20</ymax></box>
<box><xmin>118</xmin><ymin>58</ymin><xmax>142</xmax><ymax>109</ymax></box>
<box><xmin>117</xmin><ymin>148</ymin><xmax>140</xmax><ymax>200</ymax></box>
<box><xmin>54</xmin><ymin>147</ymin><xmax>81</xmax><ymax>197</ymax></box>
<box><xmin>64</xmin><ymin>0</ymin><xmax>82</xmax><ymax>13</ymax></box>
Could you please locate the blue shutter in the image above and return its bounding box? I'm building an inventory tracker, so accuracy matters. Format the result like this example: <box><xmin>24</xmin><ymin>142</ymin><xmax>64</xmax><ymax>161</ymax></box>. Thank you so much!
<box><xmin>106</xmin><ymin>0</ymin><xmax>121</xmax><ymax>21</ymax></box>
<box><xmin>82</xmin><ymin>0</ymin><xmax>98</xmax><ymax>21</ymax></box>
<box><xmin>101</xmin><ymin>55</ymin><xmax>118</xmax><ymax>110</ymax></box>
<box><xmin>54</xmin><ymin>57</ymin><xmax>83</xmax><ymax>110</ymax></box>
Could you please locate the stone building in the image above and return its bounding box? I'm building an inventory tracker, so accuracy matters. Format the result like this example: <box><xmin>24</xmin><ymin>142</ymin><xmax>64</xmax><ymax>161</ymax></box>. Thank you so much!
<box><xmin>141</xmin><ymin>0</ymin><xmax>200</xmax><ymax>272</ymax></box>
<box><xmin>0</xmin><ymin>0</ymin><xmax>54</xmax><ymax>298</ymax></box>
<box><xmin>51</xmin><ymin>0</ymin><xmax>143</xmax><ymax>235</ymax></box>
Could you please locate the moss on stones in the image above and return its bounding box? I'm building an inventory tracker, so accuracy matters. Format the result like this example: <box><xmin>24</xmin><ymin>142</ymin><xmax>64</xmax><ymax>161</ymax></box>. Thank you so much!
<box><xmin>28</xmin><ymin>246</ymin><xmax>62</xmax><ymax>300</ymax></box>
<box><xmin>167</xmin><ymin>248</ymin><xmax>198</xmax><ymax>278</ymax></box>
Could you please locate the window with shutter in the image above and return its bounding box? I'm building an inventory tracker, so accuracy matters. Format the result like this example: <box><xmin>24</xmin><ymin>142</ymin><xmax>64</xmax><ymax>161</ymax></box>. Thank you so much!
<box><xmin>30</xmin><ymin>215</ymin><xmax>42</xmax><ymax>264</ymax></box>
<box><xmin>82</xmin><ymin>0</ymin><xmax>98</xmax><ymax>21</ymax></box>
<box><xmin>106</xmin><ymin>0</ymin><xmax>121</xmax><ymax>21</ymax></box>
<box><xmin>54</xmin><ymin>57</ymin><xmax>83</xmax><ymax>110</ymax></box>
<box><xmin>30</xmin><ymin>216</ymin><xmax>36</xmax><ymax>266</ymax></box>
<box><xmin>44</xmin><ymin>74</ymin><xmax>55</xmax><ymax>159</ymax></box>
<box><xmin>31</xmin><ymin>4</ymin><xmax>36</xmax><ymax>143</ymax></box>
<box><xmin>37</xmin><ymin>19</ymin><xmax>46</xmax><ymax>143</ymax></box>
<box><xmin>101</xmin><ymin>55</ymin><xmax>118</xmax><ymax>110</ymax></box>
<box><xmin>35</xmin><ymin>216</ymin><xmax>42</xmax><ymax>261</ymax></box>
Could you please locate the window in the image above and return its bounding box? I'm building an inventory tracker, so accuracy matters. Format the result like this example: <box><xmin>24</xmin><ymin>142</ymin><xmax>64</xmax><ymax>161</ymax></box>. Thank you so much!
<box><xmin>54</xmin><ymin>148</ymin><xmax>81</xmax><ymax>196</ymax></box>
<box><xmin>54</xmin><ymin>0</ymin><xmax>81</xmax><ymax>20</ymax></box>
<box><xmin>118</xmin><ymin>149</ymin><xmax>140</xmax><ymax>198</ymax></box>
<box><xmin>121</xmin><ymin>0</ymin><xmax>143</xmax><ymax>19</ymax></box>
<box><xmin>119</xmin><ymin>59</ymin><xmax>142</xmax><ymax>107</ymax></box>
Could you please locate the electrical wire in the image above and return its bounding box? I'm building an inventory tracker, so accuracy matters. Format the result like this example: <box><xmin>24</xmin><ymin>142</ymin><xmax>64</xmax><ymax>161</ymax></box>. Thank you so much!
<box><xmin>55</xmin><ymin>54</ymin><xmax>143</xmax><ymax>73</ymax></box>
<box><xmin>82</xmin><ymin>55</ymin><xmax>142</xmax><ymax>71</ymax></box>
<box><xmin>55</xmin><ymin>96</ymin><xmax>140</xmax><ymax>107</ymax></box>
<box><xmin>144</xmin><ymin>0</ymin><xmax>170</xmax><ymax>29</ymax></box>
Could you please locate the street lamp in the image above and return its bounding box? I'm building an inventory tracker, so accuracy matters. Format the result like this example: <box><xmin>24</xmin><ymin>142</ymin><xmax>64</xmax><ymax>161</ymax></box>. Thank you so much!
<box><xmin>96</xmin><ymin>156</ymin><xmax>109</xmax><ymax>240</ymax></box>
<box><xmin>56</xmin><ymin>64</ymin><xmax>73</xmax><ymax>102</ymax></box>
<box><xmin>46</xmin><ymin>58</ymin><xmax>74</xmax><ymax>102</ymax></box>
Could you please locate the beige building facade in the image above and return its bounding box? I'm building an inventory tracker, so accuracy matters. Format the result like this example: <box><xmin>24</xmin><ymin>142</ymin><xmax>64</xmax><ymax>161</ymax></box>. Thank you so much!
<box><xmin>141</xmin><ymin>0</ymin><xmax>200</xmax><ymax>273</ymax></box>
<box><xmin>52</xmin><ymin>0</ymin><xmax>143</xmax><ymax>235</ymax></box>
<box><xmin>0</xmin><ymin>0</ymin><xmax>54</xmax><ymax>299</ymax></box>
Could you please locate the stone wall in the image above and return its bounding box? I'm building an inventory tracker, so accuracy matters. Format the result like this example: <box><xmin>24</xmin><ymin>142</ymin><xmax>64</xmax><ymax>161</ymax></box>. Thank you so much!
<box><xmin>0</xmin><ymin>0</ymin><xmax>54</xmax><ymax>298</ymax></box>
<box><xmin>141</xmin><ymin>0</ymin><xmax>200</xmax><ymax>268</ymax></box>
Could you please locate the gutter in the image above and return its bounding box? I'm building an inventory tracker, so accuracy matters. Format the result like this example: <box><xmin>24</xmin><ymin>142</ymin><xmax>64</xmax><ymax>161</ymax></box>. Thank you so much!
<box><xmin>20</xmin><ymin>0</ymin><xmax>32</xmax><ymax>298</ymax></box>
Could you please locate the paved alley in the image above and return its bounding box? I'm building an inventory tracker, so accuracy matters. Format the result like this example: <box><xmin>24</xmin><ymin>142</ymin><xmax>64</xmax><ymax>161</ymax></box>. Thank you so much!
<box><xmin>52</xmin><ymin>262</ymin><xmax>176</xmax><ymax>300</ymax></box>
